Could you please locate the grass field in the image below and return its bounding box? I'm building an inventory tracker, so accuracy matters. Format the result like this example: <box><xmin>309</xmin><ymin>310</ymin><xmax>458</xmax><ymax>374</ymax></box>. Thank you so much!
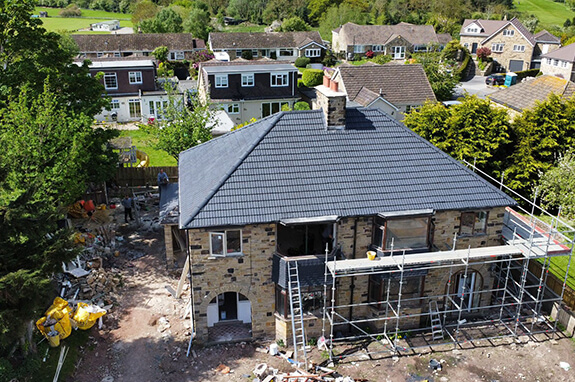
<box><xmin>514</xmin><ymin>0</ymin><xmax>575</xmax><ymax>27</ymax></box>
<box><xmin>118</xmin><ymin>129</ymin><xmax>177</xmax><ymax>167</ymax></box>
<box><xmin>223</xmin><ymin>23</ymin><xmax>266</xmax><ymax>33</ymax></box>
<box><xmin>34</xmin><ymin>7</ymin><xmax>132</xmax><ymax>32</ymax></box>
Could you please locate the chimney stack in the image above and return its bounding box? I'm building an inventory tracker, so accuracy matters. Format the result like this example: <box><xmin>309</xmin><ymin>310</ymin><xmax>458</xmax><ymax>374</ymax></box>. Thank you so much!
<box><xmin>314</xmin><ymin>82</ymin><xmax>346</xmax><ymax>129</ymax></box>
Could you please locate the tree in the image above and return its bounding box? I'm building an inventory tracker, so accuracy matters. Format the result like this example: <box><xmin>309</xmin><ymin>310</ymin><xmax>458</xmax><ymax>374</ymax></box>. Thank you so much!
<box><xmin>410</xmin><ymin>53</ymin><xmax>459</xmax><ymax>101</ymax></box>
<box><xmin>131</xmin><ymin>0</ymin><xmax>158</xmax><ymax>25</ymax></box>
<box><xmin>476</xmin><ymin>46</ymin><xmax>491</xmax><ymax>61</ymax></box>
<box><xmin>152</xmin><ymin>45</ymin><xmax>169</xmax><ymax>63</ymax></box>
<box><xmin>279</xmin><ymin>16</ymin><xmax>310</xmax><ymax>32</ymax></box>
<box><xmin>140</xmin><ymin>89</ymin><xmax>216</xmax><ymax>161</ymax></box>
<box><xmin>139</xmin><ymin>7</ymin><xmax>183</xmax><ymax>33</ymax></box>
<box><xmin>294</xmin><ymin>101</ymin><xmax>311</xmax><ymax>110</ymax></box>
<box><xmin>227</xmin><ymin>0</ymin><xmax>267</xmax><ymax>24</ymax></box>
<box><xmin>538</xmin><ymin>151</ymin><xmax>575</xmax><ymax>221</ymax></box>
<box><xmin>183</xmin><ymin>7</ymin><xmax>213</xmax><ymax>41</ymax></box>
<box><xmin>318</xmin><ymin>3</ymin><xmax>370</xmax><ymax>41</ymax></box>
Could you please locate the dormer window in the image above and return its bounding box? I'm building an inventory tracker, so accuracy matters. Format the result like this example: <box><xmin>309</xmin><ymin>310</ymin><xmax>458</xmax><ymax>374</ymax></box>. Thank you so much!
<box><xmin>466</xmin><ymin>27</ymin><xmax>479</xmax><ymax>33</ymax></box>
<box><xmin>503</xmin><ymin>29</ymin><xmax>515</xmax><ymax>36</ymax></box>
<box><xmin>271</xmin><ymin>72</ymin><xmax>289</xmax><ymax>87</ymax></box>
<box><xmin>215</xmin><ymin>74</ymin><xmax>228</xmax><ymax>88</ymax></box>
<box><xmin>241</xmin><ymin>73</ymin><xmax>254</xmax><ymax>87</ymax></box>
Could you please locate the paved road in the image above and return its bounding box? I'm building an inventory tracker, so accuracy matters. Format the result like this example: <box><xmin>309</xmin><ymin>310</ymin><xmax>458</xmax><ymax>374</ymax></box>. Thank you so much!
<box><xmin>456</xmin><ymin>75</ymin><xmax>500</xmax><ymax>99</ymax></box>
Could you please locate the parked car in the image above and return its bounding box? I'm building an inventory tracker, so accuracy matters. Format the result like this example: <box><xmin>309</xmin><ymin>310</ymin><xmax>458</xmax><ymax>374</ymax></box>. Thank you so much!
<box><xmin>486</xmin><ymin>74</ymin><xmax>506</xmax><ymax>86</ymax></box>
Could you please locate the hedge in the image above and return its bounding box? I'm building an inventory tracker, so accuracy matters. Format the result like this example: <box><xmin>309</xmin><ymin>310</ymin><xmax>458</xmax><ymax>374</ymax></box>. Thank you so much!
<box><xmin>453</xmin><ymin>49</ymin><xmax>471</xmax><ymax>80</ymax></box>
<box><xmin>302</xmin><ymin>69</ymin><xmax>324</xmax><ymax>87</ymax></box>
<box><xmin>294</xmin><ymin>57</ymin><xmax>311</xmax><ymax>68</ymax></box>
<box><xmin>514</xmin><ymin>68</ymin><xmax>540</xmax><ymax>81</ymax></box>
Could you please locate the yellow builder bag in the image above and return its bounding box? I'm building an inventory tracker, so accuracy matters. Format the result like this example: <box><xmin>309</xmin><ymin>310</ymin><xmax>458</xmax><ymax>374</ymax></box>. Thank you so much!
<box><xmin>72</xmin><ymin>302</ymin><xmax>106</xmax><ymax>330</ymax></box>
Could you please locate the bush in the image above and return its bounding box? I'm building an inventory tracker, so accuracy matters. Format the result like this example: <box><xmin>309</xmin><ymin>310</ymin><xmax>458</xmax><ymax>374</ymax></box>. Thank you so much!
<box><xmin>270</xmin><ymin>51</ymin><xmax>277</xmax><ymax>60</ymax></box>
<box><xmin>476</xmin><ymin>47</ymin><xmax>491</xmax><ymax>61</ymax></box>
<box><xmin>373</xmin><ymin>54</ymin><xmax>392</xmax><ymax>65</ymax></box>
<box><xmin>60</xmin><ymin>4</ymin><xmax>82</xmax><ymax>17</ymax></box>
<box><xmin>441</xmin><ymin>40</ymin><xmax>462</xmax><ymax>60</ymax></box>
<box><xmin>294</xmin><ymin>57</ymin><xmax>311</xmax><ymax>68</ymax></box>
<box><xmin>241</xmin><ymin>50</ymin><xmax>253</xmax><ymax>60</ymax></box>
<box><xmin>302</xmin><ymin>69</ymin><xmax>324</xmax><ymax>87</ymax></box>
<box><xmin>297</xmin><ymin>79</ymin><xmax>304</xmax><ymax>87</ymax></box>
<box><xmin>322</xmin><ymin>51</ymin><xmax>336</xmax><ymax>67</ymax></box>
<box><xmin>294</xmin><ymin>101</ymin><xmax>311</xmax><ymax>110</ymax></box>
<box><xmin>515</xmin><ymin>68</ymin><xmax>540</xmax><ymax>81</ymax></box>
<box><xmin>365</xmin><ymin>50</ymin><xmax>374</xmax><ymax>59</ymax></box>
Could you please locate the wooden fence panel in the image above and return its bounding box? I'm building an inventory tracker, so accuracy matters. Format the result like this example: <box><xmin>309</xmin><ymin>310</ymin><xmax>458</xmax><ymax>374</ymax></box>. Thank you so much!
<box><xmin>529</xmin><ymin>261</ymin><xmax>575</xmax><ymax>310</ymax></box>
<box><xmin>115</xmin><ymin>166</ymin><xmax>178</xmax><ymax>187</ymax></box>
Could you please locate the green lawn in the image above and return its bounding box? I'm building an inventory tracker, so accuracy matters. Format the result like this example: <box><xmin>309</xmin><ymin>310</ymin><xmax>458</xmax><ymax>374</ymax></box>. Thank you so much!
<box><xmin>34</xmin><ymin>7</ymin><xmax>132</xmax><ymax>32</ymax></box>
<box><xmin>514</xmin><ymin>0</ymin><xmax>575</xmax><ymax>28</ymax></box>
<box><xmin>544</xmin><ymin>255</ymin><xmax>575</xmax><ymax>290</ymax></box>
<box><xmin>223</xmin><ymin>23</ymin><xmax>266</xmax><ymax>33</ymax></box>
<box><xmin>118</xmin><ymin>129</ymin><xmax>177</xmax><ymax>167</ymax></box>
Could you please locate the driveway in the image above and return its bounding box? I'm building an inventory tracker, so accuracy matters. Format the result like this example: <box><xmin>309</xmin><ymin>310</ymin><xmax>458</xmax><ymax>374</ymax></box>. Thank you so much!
<box><xmin>455</xmin><ymin>75</ymin><xmax>500</xmax><ymax>99</ymax></box>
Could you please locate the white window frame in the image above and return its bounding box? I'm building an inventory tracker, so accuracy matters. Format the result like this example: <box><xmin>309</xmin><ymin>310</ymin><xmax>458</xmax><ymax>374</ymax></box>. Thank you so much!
<box><xmin>353</xmin><ymin>45</ymin><xmax>364</xmax><ymax>54</ymax></box>
<box><xmin>546</xmin><ymin>58</ymin><xmax>552</xmax><ymax>65</ymax></box>
<box><xmin>414</xmin><ymin>44</ymin><xmax>428</xmax><ymax>52</ymax></box>
<box><xmin>491</xmin><ymin>43</ymin><xmax>504</xmax><ymax>53</ymax></box>
<box><xmin>209</xmin><ymin>230</ymin><xmax>243</xmax><ymax>257</ymax></box>
<box><xmin>305</xmin><ymin>48</ymin><xmax>321</xmax><ymax>57</ymax></box>
<box><xmin>97</xmin><ymin>52</ymin><xmax>104</xmax><ymax>57</ymax></box>
<box><xmin>271</xmin><ymin>72</ymin><xmax>289</xmax><ymax>87</ymax></box>
<box><xmin>226</xmin><ymin>103</ymin><xmax>240</xmax><ymax>114</ymax></box>
<box><xmin>392</xmin><ymin>46</ymin><xmax>405</xmax><ymax>59</ymax></box>
<box><xmin>513</xmin><ymin>45</ymin><xmax>525</xmax><ymax>52</ymax></box>
<box><xmin>113</xmin><ymin>52</ymin><xmax>121</xmax><ymax>57</ymax></box>
<box><xmin>215</xmin><ymin>74</ymin><xmax>228</xmax><ymax>88</ymax></box>
<box><xmin>128</xmin><ymin>71</ymin><xmax>143</xmax><ymax>84</ymax></box>
<box><xmin>128</xmin><ymin>99</ymin><xmax>141</xmax><ymax>118</ymax></box>
<box><xmin>553</xmin><ymin>59</ymin><xmax>559</xmax><ymax>66</ymax></box>
<box><xmin>262</xmin><ymin>101</ymin><xmax>289</xmax><ymax>117</ymax></box>
<box><xmin>169</xmin><ymin>51</ymin><xmax>184</xmax><ymax>60</ymax></box>
<box><xmin>279</xmin><ymin>49</ymin><xmax>293</xmax><ymax>57</ymax></box>
<box><xmin>236</xmin><ymin>49</ymin><xmax>242</xmax><ymax>57</ymax></box>
<box><xmin>561</xmin><ymin>60</ymin><xmax>568</xmax><ymax>68</ymax></box>
<box><xmin>503</xmin><ymin>29</ymin><xmax>515</xmax><ymax>36</ymax></box>
<box><xmin>110</xmin><ymin>99</ymin><xmax>120</xmax><ymax>109</ymax></box>
<box><xmin>372</xmin><ymin>45</ymin><xmax>383</xmax><ymax>52</ymax></box>
<box><xmin>466</xmin><ymin>27</ymin><xmax>479</xmax><ymax>33</ymax></box>
<box><xmin>252</xmin><ymin>49</ymin><xmax>258</xmax><ymax>58</ymax></box>
<box><xmin>104</xmin><ymin>72</ymin><xmax>118</xmax><ymax>90</ymax></box>
<box><xmin>241</xmin><ymin>73</ymin><xmax>254</xmax><ymax>87</ymax></box>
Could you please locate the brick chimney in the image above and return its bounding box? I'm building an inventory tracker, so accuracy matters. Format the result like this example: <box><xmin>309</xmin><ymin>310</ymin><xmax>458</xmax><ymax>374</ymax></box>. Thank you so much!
<box><xmin>314</xmin><ymin>82</ymin><xmax>346</xmax><ymax>129</ymax></box>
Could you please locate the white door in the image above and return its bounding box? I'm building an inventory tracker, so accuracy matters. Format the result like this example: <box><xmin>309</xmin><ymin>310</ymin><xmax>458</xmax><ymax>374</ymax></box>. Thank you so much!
<box><xmin>456</xmin><ymin>272</ymin><xmax>476</xmax><ymax>312</ymax></box>
<box><xmin>207</xmin><ymin>301</ymin><xmax>218</xmax><ymax>327</ymax></box>
<box><xmin>238</xmin><ymin>297</ymin><xmax>252</xmax><ymax>323</ymax></box>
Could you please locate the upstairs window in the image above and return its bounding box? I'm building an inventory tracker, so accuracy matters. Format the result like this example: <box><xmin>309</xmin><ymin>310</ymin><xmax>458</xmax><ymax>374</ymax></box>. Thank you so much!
<box><xmin>372</xmin><ymin>215</ymin><xmax>430</xmax><ymax>252</ymax></box>
<box><xmin>271</xmin><ymin>72</ymin><xmax>289</xmax><ymax>87</ymax></box>
<box><xmin>305</xmin><ymin>48</ymin><xmax>321</xmax><ymax>57</ymax></box>
<box><xmin>460</xmin><ymin>211</ymin><xmax>488</xmax><ymax>236</ymax></box>
<box><xmin>513</xmin><ymin>45</ymin><xmax>525</xmax><ymax>52</ymax></box>
<box><xmin>503</xmin><ymin>29</ymin><xmax>515</xmax><ymax>36</ymax></box>
<box><xmin>241</xmin><ymin>73</ymin><xmax>254</xmax><ymax>87</ymax></box>
<box><xmin>466</xmin><ymin>27</ymin><xmax>479</xmax><ymax>33</ymax></box>
<box><xmin>104</xmin><ymin>72</ymin><xmax>118</xmax><ymax>89</ymax></box>
<box><xmin>492</xmin><ymin>43</ymin><xmax>504</xmax><ymax>53</ymax></box>
<box><xmin>561</xmin><ymin>61</ymin><xmax>568</xmax><ymax>68</ymax></box>
<box><xmin>210</xmin><ymin>230</ymin><xmax>242</xmax><ymax>257</ymax></box>
<box><xmin>128</xmin><ymin>71</ymin><xmax>142</xmax><ymax>84</ymax></box>
<box><xmin>252</xmin><ymin>49</ymin><xmax>259</xmax><ymax>58</ymax></box>
<box><xmin>215</xmin><ymin>74</ymin><xmax>228</xmax><ymax>88</ymax></box>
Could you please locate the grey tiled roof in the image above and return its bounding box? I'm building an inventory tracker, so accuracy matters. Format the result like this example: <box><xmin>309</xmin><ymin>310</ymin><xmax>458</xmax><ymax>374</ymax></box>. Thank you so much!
<box><xmin>534</xmin><ymin>30</ymin><xmax>561</xmax><ymax>44</ymax></box>
<box><xmin>460</xmin><ymin>19</ymin><xmax>508</xmax><ymax>37</ymax></box>
<box><xmin>72</xmin><ymin>33</ymin><xmax>205</xmax><ymax>52</ymax></box>
<box><xmin>209</xmin><ymin>31</ymin><xmax>325</xmax><ymax>50</ymax></box>
<box><xmin>337</xmin><ymin>23</ymin><xmax>442</xmax><ymax>46</ymax></box>
<box><xmin>336</xmin><ymin>63</ymin><xmax>436</xmax><ymax>105</ymax></box>
<box><xmin>490</xmin><ymin>75</ymin><xmax>575</xmax><ymax>112</ymax></box>
<box><xmin>542</xmin><ymin>42</ymin><xmax>575</xmax><ymax>62</ymax></box>
<box><xmin>179</xmin><ymin>108</ymin><xmax>515</xmax><ymax>229</ymax></box>
<box><xmin>160</xmin><ymin>183</ymin><xmax>179</xmax><ymax>225</ymax></box>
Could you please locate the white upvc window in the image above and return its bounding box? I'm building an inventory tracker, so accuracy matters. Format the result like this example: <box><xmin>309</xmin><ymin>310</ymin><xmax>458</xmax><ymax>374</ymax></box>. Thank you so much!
<box><xmin>210</xmin><ymin>230</ymin><xmax>242</xmax><ymax>257</ymax></box>
<box><xmin>271</xmin><ymin>72</ymin><xmax>289</xmax><ymax>87</ymax></box>
<box><xmin>169</xmin><ymin>51</ymin><xmax>184</xmax><ymax>60</ymax></box>
<box><xmin>503</xmin><ymin>29</ymin><xmax>515</xmax><ymax>36</ymax></box>
<box><xmin>241</xmin><ymin>73</ymin><xmax>254</xmax><ymax>87</ymax></box>
<box><xmin>392</xmin><ymin>46</ymin><xmax>405</xmax><ymax>59</ymax></box>
<box><xmin>414</xmin><ymin>44</ymin><xmax>428</xmax><ymax>52</ymax></box>
<box><xmin>252</xmin><ymin>49</ymin><xmax>258</xmax><ymax>58</ymax></box>
<box><xmin>279</xmin><ymin>49</ymin><xmax>294</xmax><ymax>57</ymax></box>
<box><xmin>110</xmin><ymin>99</ymin><xmax>120</xmax><ymax>109</ymax></box>
<box><xmin>305</xmin><ymin>48</ymin><xmax>321</xmax><ymax>57</ymax></box>
<box><xmin>104</xmin><ymin>72</ymin><xmax>118</xmax><ymax>89</ymax></box>
<box><xmin>513</xmin><ymin>45</ymin><xmax>525</xmax><ymax>52</ymax></box>
<box><xmin>466</xmin><ymin>27</ymin><xmax>479</xmax><ymax>33</ymax></box>
<box><xmin>236</xmin><ymin>49</ymin><xmax>242</xmax><ymax>57</ymax></box>
<box><xmin>353</xmin><ymin>45</ymin><xmax>364</xmax><ymax>53</ymax></box>
<box><xmin>113</xmin><ymin>52</ymin><xmax>121</xmax><ymax>57</ymax></box>
<box><xmin>128</xmin><ymin>99</ymin><xmax>141</xmax><ymax>118</ymax></box>
<box><xmin>372</xmin><ymin>45</ymin><xmax>383</xmax><ymax>52</ymax></box>
<box><xmin>226</xmin><ymin>103</ymin><xmax>240</xmax><ymax>114</ymax></box>
<box><xmin>553</xmin><ymin>59</ymin><xmax>559</xmax><ymax>66</ymax></box>
<box><xmin>215</xmin><ymin>74</ymin><xmax>228</xmax><ymax>88</ymax></box>
<box><xmin>128</xmin><ymin>71</ymin><xmax>143</xmax><ymax>84</ymax></box>
<box><xmin>492</xmin><ymin>43</ymin><xmax>504</xmax><ymax>53</ymax></box>
<box><xmin>546</xmin><ymin>58</ymin><xmax>552</xmax><ymax>65</ymax></box>
<box><xmin>97</xmin><ymin>52</ymin><xmax>104</xmax><ymax>57</ymax></box>
<box><xmin>561</xmin><ymin>60</ymin><xmax>568</xmax><ymax>68</ymax></box>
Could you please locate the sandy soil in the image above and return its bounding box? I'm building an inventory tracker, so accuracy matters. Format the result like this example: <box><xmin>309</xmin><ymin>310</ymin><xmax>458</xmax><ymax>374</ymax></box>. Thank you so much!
<box><xmin>70</xmin><ymin>204</ymin><xmax>575</xmax><ymax>382</ymax></box>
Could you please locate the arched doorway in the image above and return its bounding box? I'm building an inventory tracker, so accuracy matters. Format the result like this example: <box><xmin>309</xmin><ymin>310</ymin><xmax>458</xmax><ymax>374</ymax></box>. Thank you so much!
<box><xmin>207</xmin><ymin>292</ymin><xmax>252</xmax><ymax>343</ymax></box>
<box><xmin>447</xmin><ymin>270</ymin><xmax>483</xmax><ymax>312</ymax></box>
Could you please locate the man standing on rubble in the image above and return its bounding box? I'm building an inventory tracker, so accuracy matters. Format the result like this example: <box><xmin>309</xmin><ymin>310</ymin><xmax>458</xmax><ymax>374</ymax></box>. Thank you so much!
<box><xmin>122</xmin><ymin>195</ymin><xmax>133</xmax><ymax>223</ymax></box>
<box><xmin>157</xmin><ymin>169</ymin><xmax>169</xmax><ymax>197</ymax></box>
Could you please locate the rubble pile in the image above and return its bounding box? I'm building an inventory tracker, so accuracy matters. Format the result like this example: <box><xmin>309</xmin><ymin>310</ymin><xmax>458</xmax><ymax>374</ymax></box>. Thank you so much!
<box><xmin>81</xmin><ymin>267</ymin><xmax>123</xmax><ymax>300</ymax></box>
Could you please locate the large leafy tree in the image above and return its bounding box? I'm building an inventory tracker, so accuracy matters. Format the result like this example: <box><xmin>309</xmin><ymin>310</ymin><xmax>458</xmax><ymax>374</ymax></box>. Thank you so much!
<box><xmin>139</xmin><ymin>7</ymin><xmax>183</xmax><ymax>33</ymax></box>
<box><xmin>410</xmin><ymin>52</ymin><xmax>460</xmax><ymax>101</ymax></box>
<box><xmin>538</xmin><ymin>151</ymin><xmax>575</xmax><ymax>221</ymax></box>
<box><xmin>183</xmin><ymin>7</ymin><xmax>213</xmax><ymax>41</ymax></box>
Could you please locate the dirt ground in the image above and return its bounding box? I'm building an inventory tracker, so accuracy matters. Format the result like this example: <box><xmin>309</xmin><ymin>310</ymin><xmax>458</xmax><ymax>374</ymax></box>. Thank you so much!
<box><xmin>69</xmin><ymin>202</ymin><xmax>575</xmax><ymax>382</ymax></box>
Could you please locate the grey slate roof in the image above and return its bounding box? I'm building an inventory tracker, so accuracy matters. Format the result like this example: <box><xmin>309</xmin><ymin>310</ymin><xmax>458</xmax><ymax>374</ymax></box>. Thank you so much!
<box><xmin>542</xmin><ymin>42</ymin><xmax>575</xmax><ymax>62</ymax></box>
<box><xmin>534</xmin><ymin>30</ymin><xmax>561</xmax><ymax>44</ymax></box>
<box><xmin>460</xmin><ymin>19</ymin><xmax>508</xmax><ymax>37</ymax></box>
<box><xmin>72</xmin><ymin>33</ymin><xmax>205</xmax><ymax>53</ymax></box>
<box><xmin>490</xmin><ymin>75</ymin><xmax>575</xmax><ymax>112</ymax></box>
<box><xmin>209</xmin><ymin>31</ymin><xmax>325</xmax><ymax>50</ymax></box>
<box><xmin>160</xmin><ymin>183</ymin><xmax>179</xmax><ymax>225</ymax></box>
<box><xmin>336</xmin><ymin>22</ymin><xmax>442</xmax><ymax>46</ymax></box>
<box><xmin>179</xmin><ymin>108</ymin><xmax>515</xmax><ymax>229</ymax></box>
<box><xmin>336</xmin><ymin>63</ymin><xmax>436</xmax><ymax>105</ymax></box>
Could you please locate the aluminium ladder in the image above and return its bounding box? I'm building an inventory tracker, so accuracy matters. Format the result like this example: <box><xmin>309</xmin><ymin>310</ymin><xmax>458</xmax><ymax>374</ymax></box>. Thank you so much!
<box><xmin>429</xmin><ymin>300</ymin><xmax>444</xmax><ymax>340</ymax></box>
<box><xmin>287</xmin><ymin>261</ymin><xmax>308</xmax><ymax>368</ymax></box>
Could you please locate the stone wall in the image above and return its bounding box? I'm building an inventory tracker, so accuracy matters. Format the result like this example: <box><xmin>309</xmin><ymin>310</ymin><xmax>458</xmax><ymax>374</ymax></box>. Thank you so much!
<box><xmin>540</xmin><ymin>61</ymin><xmax>574</xmax><ymax>81</ymax></box>
<box><xmin>314</xmin><ymin>85</ymin><xmax>346</xmax><ymax>127</ymax></box>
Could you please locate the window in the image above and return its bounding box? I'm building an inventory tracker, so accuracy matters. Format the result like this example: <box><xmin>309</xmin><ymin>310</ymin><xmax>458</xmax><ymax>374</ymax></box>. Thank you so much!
<box><xmin>110</xmin><ymin>99</ymin><xmax>120</xmax><ymax>109</ymax></box>
<box><xmin>128</xmin><ymin>99</ymin><xmax>141</xmax><ymax>118</ymax></box>
<box><xmin>459</xmin><ymin>211</ymin><xmax>488</xmax><ymax>236</ymax></box>
<box><xmin>561</xmin><ymin>60</ymin><xmax>568</xmax><ymax>68</ymax></box>
<box><xmin>546</xmin><ymin>58</ymin><xmax>552</xmax><ymax>65</ymax></box>
<box><xmin>236</xmin><ymin>49</ymin><xmax>242</xmax><ymax>57</ymax></box>
<box><xmin>369</xmin><ymin>274</ymin><xmax>423</xmax><ymax>309</ymax></box>
<box><xmin>491</xmin><ymin>43</ymin><xmax>504</xmax><ymax>53</ymax></box>
<box><xmin>392</xmin><ymin>46</ymin><xmax>405</xmax><ymax>59</ymax></box>
<box><xmin>169</xmin><ymin>51</ymin><xmax>184</xmax><ymax>60</ymax></box>
<box><xmin>215</xmin><ymin>74</ymin><xmax>228</xmax><ymax>88</ymax></box>
<box><xmin>209</xmin><ymin>230</ymin><xmax>242</xmax><ymax>256</ymax></box>
<box><xmin>149</xmin><ymin>100</ymin><xmax>168</xmax><ymax>119</ymax></box>
<box><xmin>252</xmin><ymin>49</ymin><xmax>258</xmax><ymax>58</ymax></box>
<box><xmin>463</xmin><ymin>43</ymin><xmax>469</xmax><ymax>48</ymax></box>
<box><xmin>271</xmin><ymin>72</ymin><xmax>289</xmax><ymax>87</ymax></box>
<box><xmin>466</xmin><ymin>27</ymin><xmax>479</xmax><ymax>33</ymax></box>
<box><xmin>503</xmin><ymin>29</ymin><xmax>515</xmax><ymax>36</ymax></box>
<box><xmin>372</xmin><ymin>45</ymin><xmax>383</xmax><ymax>52</ymax></box>
<box><xmin>226</xmin><ymin>103</ymin><xmax>240</xmax><ymax>114</ymax></box>
<box><xmin>129</xmin><ymin>71</ymin><xmax>142</xmax><ymax>84</ymax></box>
<box><xmin>241</xmin><ymin>73</ymin><xmax>254</xmax><ymax>87</ymax></box>
<box><xmin>97</xmin><ymin>52</ymin><xmax>104</xmax><ymax>57</ymax></box>
<box><xmin>262</xmin><ymin>101</ymin><xmax>289</xmax><ymax>117</ymax></box>
<box><xmin>353</xmin><ymin>45</ymin><xmax>364</xmax><ymax>54</ymax></box>
<box><xmin>275</xmin><ymin>285</ymin><xmax>327</xmax><ymax>317</ymax></box>
<box><xmin>513</xmin><ymin>45</ymin><xmax>525</xmax><ymax>52</ymax></box>
<box><xmin>372</xmin><ymin>216</ymin><xmax>430</xmax><ymax>252</ymax></box>
<box><xmin>279</xmin><ymin>49</ymin><xmax>293</xmax><ymax>56</ymax></box>
<box><xmin>414</xmin><ymin>44</ymin><xmax>428</xmax><ymax>52</ymax></box>
<box><xmin>305</xmin><ymin>48</ymin><xmax>321</xmax><ymax>57</ymax></box>
<box><xmin>113</xmin><ymin>52</ymin><xmax>121</xmax><ymax>57</ymax></box>
<box><xmin>553</xmin><ymin>59</ymin><xmax>559</xmax><ymax>67</ymax></box>
<box><xmin>104</xmin><ymin>72</ymin><xmax>118</xmax><ymax>89</ymax></box>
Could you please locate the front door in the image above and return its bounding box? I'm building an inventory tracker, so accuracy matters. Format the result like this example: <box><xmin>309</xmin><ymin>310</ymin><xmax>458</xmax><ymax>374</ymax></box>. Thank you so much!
<box><xmin>207</xmin><ymin>292</ymin><xmax>252</xmax><ymax>327</ymax></box>
<box><xmin>471</xmin><ymin>43</ymin><xmax>478</xmax><ymax>54</ymax></box>
<box><xmin>456</xmin><ymin>272</ymin><xmax>477</xmax><ymax>312</ymax></box>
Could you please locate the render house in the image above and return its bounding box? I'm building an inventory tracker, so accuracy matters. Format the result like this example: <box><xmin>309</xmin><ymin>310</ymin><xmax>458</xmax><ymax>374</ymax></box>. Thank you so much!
<box><xmin>332</xmin><ymin>22</ymin><xmax>451</xmax><ymax>60</ymax></box>
<box><xmin>459</xmin><ymin>18</ymin><xmax>560</xmax><ymax>72</ymax></box>
<box><xmin>90</xmin><ymin>20</ymin><xmax>120</xmax><ymax>32</ymax></box>
<box><xmin>208</xmin><ymin>31</ymin><xmax>327</xmax><ymax>62</ymax></box>
<box><xmin>72</xmin><ymin>33</ymin><xmax>206</xmax><ymax>60</ymax></box>
<box><xmin>197</xmin><ymin>59</ymin><xmax>299</xmax><ymax>125</ymax></box>
<box><xmin>173</xmin><ymin>83</ymin><xmax>571</xmax><ymax>356</ymax></box>
<box><xmin>329</xmin><ymin>63</ymin><xmax>436</xmax><ymax>119</ymax></box>
<box><xmin>540</xmin><ymin>42</ymin><xmax>575</xmax><ymax>81</ymax></box>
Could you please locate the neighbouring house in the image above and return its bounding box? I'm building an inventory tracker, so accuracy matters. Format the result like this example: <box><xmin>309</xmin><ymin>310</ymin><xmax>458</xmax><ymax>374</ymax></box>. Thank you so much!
<box><xmin>72</xmin><ymin>33</ymin><xmax>206</xmax><ymax>60</ymax></box>
<box><xmin>328</xmin><ymin>63</ymin><xmax>436</xmax><ymax>119</ymax></box>
<box><xmin>208</xmin><ymin>31</ymin><xmax>327</xmax><ymax>62</ymax></box>
<box><xmin>489</xmin><ymin>75</ymin><xmax>575</xmax><ymax>119</ymax></box>
<box><xmin>459</xmin><ymin>18</ymin><xmax>560</xmax><ymax>72</ymax></box>
<box><xmin>170</xmin><ymin>82</ymin><xmax>573</xmax><ymax>351</ymax></box>
<box><xmin>90</xmin><ymin>20</ymin><xmax>120</xmax><ymax>32</ymax></box>
<box><xmin>197</xmin><ymin>59</ymin><xmax>299</xmax><ymax>125</ymax></box>
<box><xmin>332</xmin><ymin>22</ymin><xmax>451</xmax><ymax>60</ymax></box>
<box><xmin>540</xmin><ymin>42</ymin><xmax>575</xmax><ymax>81</ymax></box>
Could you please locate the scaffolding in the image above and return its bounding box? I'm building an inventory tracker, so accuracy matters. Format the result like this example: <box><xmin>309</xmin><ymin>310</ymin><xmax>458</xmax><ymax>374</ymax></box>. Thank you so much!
<box><xmin>319</xmin><ymin>163</ymin><xmax>575</xmax><ymax>363</ymax></box>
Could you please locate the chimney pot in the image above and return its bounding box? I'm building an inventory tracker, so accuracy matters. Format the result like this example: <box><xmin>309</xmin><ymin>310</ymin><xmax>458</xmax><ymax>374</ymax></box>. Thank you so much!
<box><xmin>323</xmin><ymin>75</ymin><xmax>330</xmax><ymax>87</ymax></box>
<box><xmin>330</xmin><ymin>80</ymin><xmax>339</xmax><ymax>92</ymax></box>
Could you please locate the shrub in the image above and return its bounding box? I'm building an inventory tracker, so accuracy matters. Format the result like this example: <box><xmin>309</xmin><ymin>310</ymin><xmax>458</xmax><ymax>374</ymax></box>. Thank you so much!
<box><xmin>60</xmin><ymin>4</ymin><xmax>81</xmax><ymax>17</ymax></box>
<box><xmin>302</xmin><ymin>69</ymin><xmax>324</xmax><ymax>87</ymax></box>
<box><xmin>270</xmin><ymin>51</ymin><xmax>277</xmax><ymax>59</ymax></box>
<box><xmin>294</xmin><ymin>101</ymin><xmax>311</xmax><ymax>110</ymax></box>
<box><xmin>476</xmin><ymin>47</ymin><xmax>491</xmax><ymax>61</ymax></box>
<box><xmin>373</xmin><ymin>54</ymin><xmax>392</xmax><ymax>65</ymax></box>
<box><xmin>365</xmin><ymin>50</ymin><xmax>374</xmax><ymax>59</ymax></box>
<box><xmin>322</xmin><ymin>51</ymin><xmax>336</xmax><ymax>67</ymax></box>
<box><xmin>241</xmin><ymin>50</ymin><xmax>253</xmax><ymax>60</ymax></box>
<box><xmin>297</xmin><ymin>79</ymin><xmax>304</xmax><ymax>87</ymax></box>
<box><xmin>515</xmin><ymin>68</ymin><xmax>540</xmax><ymax>81</ymax></box>
<box><xmin>294</xmin><ymin>57</ymin><xmax>311</xmax><ymax>68</ymax></box>
<box><xmin>281</xmin><ymin>104</ymin><xmax>291</xmax><ymax>111</ymax></box>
